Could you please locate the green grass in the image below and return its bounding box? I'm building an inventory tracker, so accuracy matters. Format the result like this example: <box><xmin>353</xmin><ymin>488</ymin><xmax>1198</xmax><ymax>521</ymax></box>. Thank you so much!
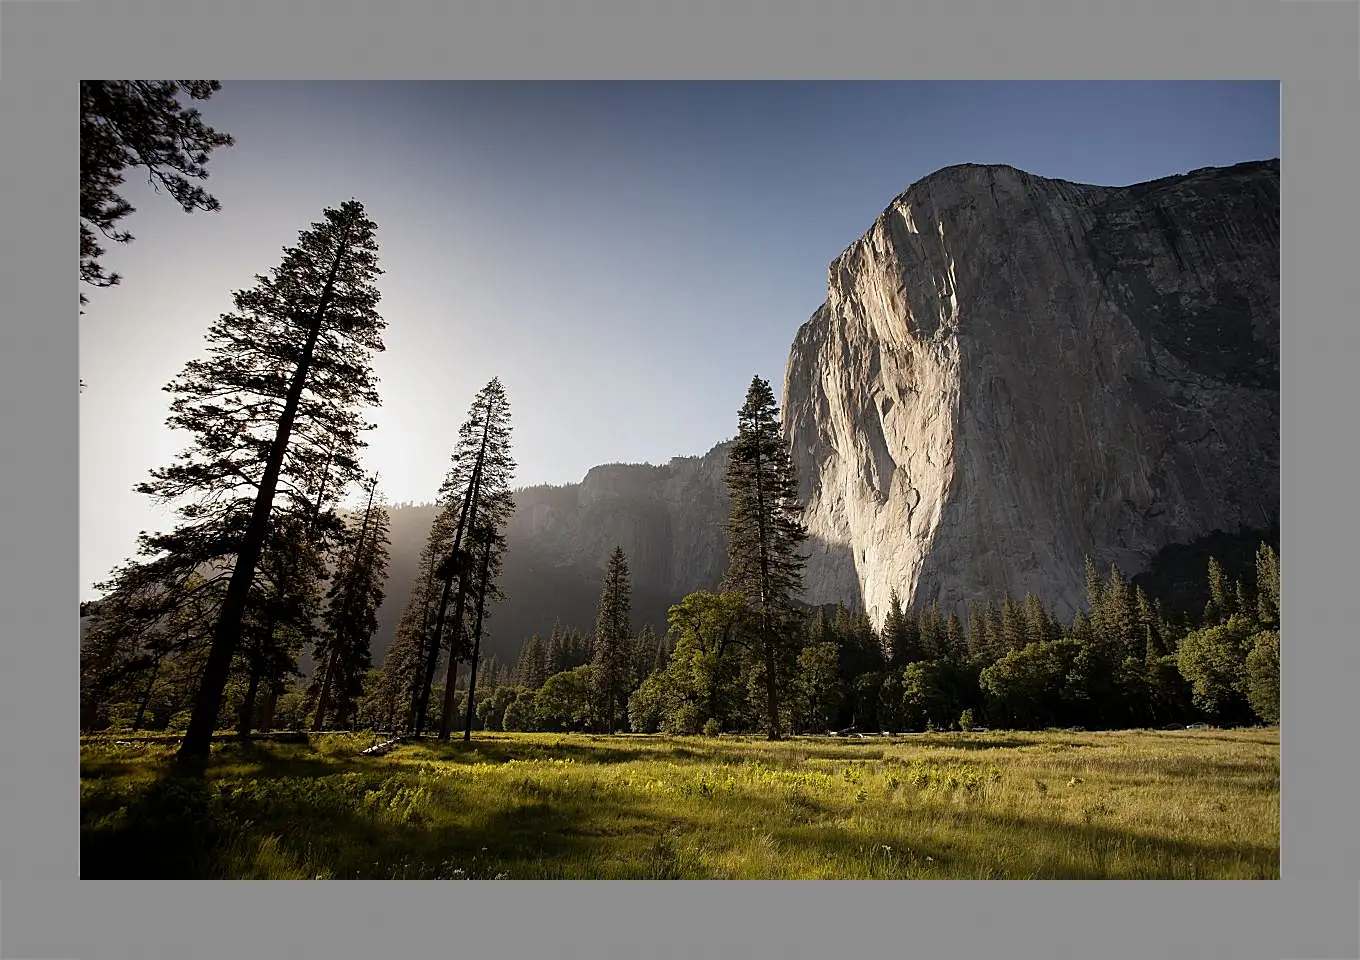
<box><xmin>80</xmin><ymin>728</ymin><xmax>1279</xmax><ymax>879</ymax></box>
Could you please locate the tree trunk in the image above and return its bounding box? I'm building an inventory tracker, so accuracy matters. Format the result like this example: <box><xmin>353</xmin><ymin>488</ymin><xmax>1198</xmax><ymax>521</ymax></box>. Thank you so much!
<box><xmin>751</xmin><ymin>422</ymin><xmax>782</xmax><ymax>741</ymax></box>
<box><xmin>404</xmin><ymin>551</ymin><xmax>439</xmax><ymax>733</ymax></box>
<box><xmin>461</xmin><ymin>534</ymin><xmax>495</xmax><ymax>743</ymax></box>
<box><xmin>258</xmin><ymin>680</ymin><xmax>281</xmax><ymax>732</ymax></box>
<box><xmin>311</xmin><ymin>650</ymin><xmax>341</xmax><ymax>731</ymax></box>
<box><xmin>237</xmin><ymin>660</ymin><xmax>262</xmax><ymax>739</ymax></box>
<box><xmin>178</xmin><ymin>212</ymin><xmax>358</xmax><ymax>761</ymax></box>
<box><xmin>132</xmin><ymin>654</ymin><xmax>163</xmax><ymax>731</ymax></box>
<box><xmin>438</xmin><ymin>575</ymin><xmax>476</xmax><ymax>740</ymax></box>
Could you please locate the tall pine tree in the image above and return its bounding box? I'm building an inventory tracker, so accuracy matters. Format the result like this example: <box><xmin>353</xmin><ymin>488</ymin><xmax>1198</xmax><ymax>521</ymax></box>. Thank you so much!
<box><xmin>722</xmin><ymin>375</ymin><xmax>808</xmax><ymax>740</ymax></box>
<box><xmin>592</xmin><ymin>546</ymin><xmax>634</xmax><ymax>734</ymax></box>
<box><xmin>170</xmin><ymin>200</ymin><xmax>385</xmax><ymax>759</ymax></box>
<box><xmin>410</xmin><ymin>379</ymin><xmax>515</xmax><ymax>739</ymax></box>
<box><xmin>312</xmin><ymin>477</ymin><xmax>391</xmax><ymax>730</ymax></box>
<box><xmin>882</xmin><ymin>589</ymin><xmax>923</xmax><ymax>666</ymax></box>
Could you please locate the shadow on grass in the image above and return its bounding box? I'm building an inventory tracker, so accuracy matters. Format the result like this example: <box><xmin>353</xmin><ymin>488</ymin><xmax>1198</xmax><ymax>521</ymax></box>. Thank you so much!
<box><xmin>82</xmin><ymin>765</ymin><xmax>220</xmax><ymax>879</ymax></box>
<box><xmin>952</xmin><ymin>806</ymin><xmax>1280</xmax><ymax>879</ymax></box>
<box><xmin>83</xmin><ymin>766</ymin><xmax>697</xmax><ymax>880</ymax></box>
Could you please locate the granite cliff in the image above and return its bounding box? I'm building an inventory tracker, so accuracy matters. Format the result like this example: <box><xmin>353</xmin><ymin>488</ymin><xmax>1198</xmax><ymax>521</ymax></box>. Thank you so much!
<box><xmin>784</xmin><ymin>159</ymin><xmax>1279</xmax><ymax>624</ymax></box>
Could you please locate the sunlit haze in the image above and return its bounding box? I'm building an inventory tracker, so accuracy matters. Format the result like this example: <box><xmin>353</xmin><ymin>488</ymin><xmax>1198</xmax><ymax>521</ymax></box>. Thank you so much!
<box><xmin>79</xmin><ymin>80</ymin><xmax>1280</xmax><ymax>601</ymax></box>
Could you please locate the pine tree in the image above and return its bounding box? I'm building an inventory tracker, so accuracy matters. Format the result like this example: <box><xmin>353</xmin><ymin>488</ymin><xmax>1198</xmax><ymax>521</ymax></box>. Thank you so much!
<box><xmin>1022</xmin><ymin>593</ymin><xmax>1056</xmax><ymax>648</ymax></box>
<box><xmin>928</xmin><ymin>602</ymin><xmax>946</xmax><ymax>659</ymax></box>
<box><xmin>1205</xmin><ymin>557</ymin><xmax>1231</xmax><ymax>625</ymax></box>
<box><xmin>381</xmin><ymin>507</ymin><xmax>457</xmax><ymax>734</ymax></box>
<box><xmin>1068</xmin><ymin>609</ymin><xmax>1095</xmax><ymax>645</ymax></box>
<box><xmin>411</xmin><ymin>378</ymin><xmax>515</xmax><ymax>739</ymax></box>
<box><xmin>881</xmin><ymin>589</ymin><xmax>919</xmax><ymax>666</ymax></box>
<box><xmin>80</xmin><ymin>81</ymin><xmax>234</xmax><ymax>309</ymax></box>
<box><xmin>966</xmin><ymin>603</ymin><xmax>987</xmax><ymax>663</ymax></box>
<box><xmin>634</xmin><ymin>624</ymin><xmax>660</xmax><ymax>683</ymax></box>
<box><xmin>945</xmin><ymin>610</ymin><xmax>964</xmax><ymax>662</ymax></box>
<box><xmin>80</xmin><ymin>566</ymin><xmax>221</xmax><ymax>731</ymax></box>
<box><xmin>312</xmin><ymin>477</ymin><xmax>391</xmax><ymax>730</ymax></box>
<box><xmin>172</xmin><ymin>200</ymin><xmax>384</xmax><ymax>760</ymax></box>
<box><xmin>1000</xmin><ymin>594</ymin><xmax>1027</xmax><ymax>653</ymax></box>
<box><xmin>722</xmin><ymin>376</ymin><xmax>809</xmax><ymax>740</ymax></box>
<box><xmin>592</xmin><ymin>547</ymin><xmax>634</xmax><ymax>735</ymax></box>
<box><xmin>1255</xmin><ymin>543</ymin><xmax>1280</xmax><ymax>627</ymax></box>
<box><xmin>1134</xmin><ymin>586</ymin><xmax>1163</xmax><ymax>659</ymax></box>
<box><xmin>919</xmin><ymin>602</ymin><xmax>944</xmax><ymax>661</ymax></box>
<box><xmin>1083</xmin><ymin>556</ymin><xmax>1105</xmax><ymax>616</ymax></box>
<box><xmin>545</xmin><ymin>623</ymin><xmax>568</xmax><ymax>676</ymax></box>
<box><xmin>1103</xmin><ymin>564</ymin><xmax>1138</xmax><ymax>660</ymax></box>
<box><xmin>516</xmin><ymin>635</ymin><xmax>548</xmax><ymax>689</ymax></box>
<box><xmin>984</xmin><ymin>601</ymin><xmax>1005</xmax><ymax>660</ymax></box>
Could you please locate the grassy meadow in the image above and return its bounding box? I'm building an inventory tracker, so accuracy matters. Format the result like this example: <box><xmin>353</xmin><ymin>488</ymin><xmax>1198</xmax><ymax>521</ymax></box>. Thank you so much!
<box><xmin>80</xmin><ymin>728</ymin><xmax>1279</xmax><ymax>880</ymax></box>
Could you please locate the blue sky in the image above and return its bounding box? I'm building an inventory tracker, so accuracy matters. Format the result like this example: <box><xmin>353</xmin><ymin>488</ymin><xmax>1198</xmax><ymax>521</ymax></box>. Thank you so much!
<box><xmin>79</xmin><ymin>81</ymin><xmax>1280</xmax><ymax>599</ymax></box>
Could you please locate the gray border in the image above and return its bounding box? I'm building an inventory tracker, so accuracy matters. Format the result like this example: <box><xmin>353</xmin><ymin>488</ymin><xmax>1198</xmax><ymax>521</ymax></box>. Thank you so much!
<box><xmin>2</xmin><ymin>0</ymin><xmax>1352</xmax><ymax>957</ymax></box>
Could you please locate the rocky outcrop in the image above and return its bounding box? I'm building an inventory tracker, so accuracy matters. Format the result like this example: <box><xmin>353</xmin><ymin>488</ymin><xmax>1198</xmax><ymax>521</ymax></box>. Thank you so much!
<box><xmin>784</xmin><ymin>159</ymin><xmax>1279</xmax><ymax>625</ymax></box>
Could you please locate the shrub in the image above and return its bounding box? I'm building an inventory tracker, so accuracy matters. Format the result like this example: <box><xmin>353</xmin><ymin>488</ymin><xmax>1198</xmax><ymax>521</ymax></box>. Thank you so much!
<box><xmin>502</xmin><ymin>691</ymin><xmax>540</xmax><ymax>732</ymax></box>
<box><xmin>535</xmin><ymin>666</ymin><xmax>597</xmax><ymax>732</ymax></box>
<box><xmin>627</xmin><ymin>672</ymin><xmax>673</xmax><ymax>734</ymax></box>
<box><xmin>662</xmin><ymin>701</ymin><xmax>704</xmax><ymax>736</ymax></box>
<box><xmin>702</xmin><ymin>718</ymin><xmax>721</xmax><ymax>738</ymax></box>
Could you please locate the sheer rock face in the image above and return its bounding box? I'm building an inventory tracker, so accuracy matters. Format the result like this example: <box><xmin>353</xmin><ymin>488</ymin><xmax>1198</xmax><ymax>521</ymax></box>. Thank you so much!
<box><xmin>783</xmin><ymin>159</ymin><xmax>1279</xmax><ymax>626</ymax></box>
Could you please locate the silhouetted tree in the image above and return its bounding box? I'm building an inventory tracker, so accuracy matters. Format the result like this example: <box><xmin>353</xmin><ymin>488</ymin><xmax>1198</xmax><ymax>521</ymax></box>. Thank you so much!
<box><xmin>80</xmin><ymin>81</ymin><xmax>234</xmax><ymax>308</ymax></box>
<box><xmin>414</xmin><ymin>378</ymin><xmax>515</xmax><ymax>740</ymax></box>
<box><xmin>312</xmin><ymin>478</ymin><xmax>391</xmax><ymax>730</ymax></box>
<box><xmin>171</xmin><ymin>200</ymin><xmax>385</xmax><ymax>760</ymax></box>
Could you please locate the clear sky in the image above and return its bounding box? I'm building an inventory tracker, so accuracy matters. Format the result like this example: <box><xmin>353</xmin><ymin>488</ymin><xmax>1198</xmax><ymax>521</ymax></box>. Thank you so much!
<box><xmin>79</xmin><ymin>81</ymin><xmax>1280</xmax><ymax>600</ymax></box>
